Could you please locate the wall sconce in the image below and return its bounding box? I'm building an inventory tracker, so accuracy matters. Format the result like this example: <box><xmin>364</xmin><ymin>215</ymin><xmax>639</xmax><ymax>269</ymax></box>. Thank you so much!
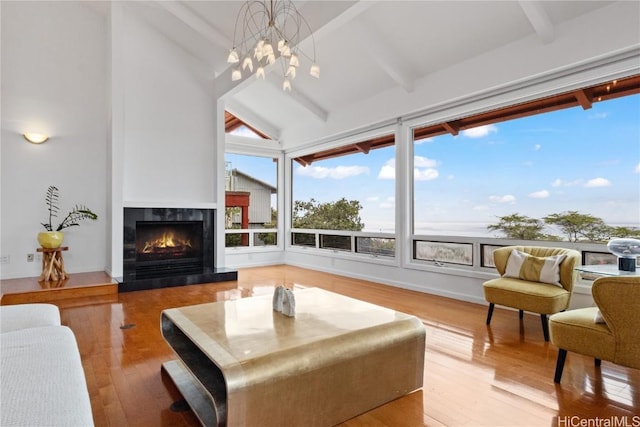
<box><xmin>23</xmin><ymin>133</ymin><xmax>49</xmax><ymax>144</ymax></box>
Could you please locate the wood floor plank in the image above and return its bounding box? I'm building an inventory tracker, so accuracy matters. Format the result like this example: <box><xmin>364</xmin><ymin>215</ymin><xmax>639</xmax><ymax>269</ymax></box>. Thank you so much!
<box><xmin>55</xmin><ymin>265</ymin><xmax>638</xmax><ymax>426</ymax></box>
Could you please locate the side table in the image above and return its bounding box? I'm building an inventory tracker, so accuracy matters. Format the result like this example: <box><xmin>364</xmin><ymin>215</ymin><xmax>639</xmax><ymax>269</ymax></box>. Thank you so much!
<box><xmin>37</xmin><ymin>247</ymin><xmax>69</xmax><ymax>282</ymax></box>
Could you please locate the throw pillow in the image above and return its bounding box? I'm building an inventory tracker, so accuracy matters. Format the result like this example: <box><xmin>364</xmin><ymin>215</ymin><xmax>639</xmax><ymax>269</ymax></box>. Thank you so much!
<box><xmin>594</xmin><ymin>309</ymin><xmax>606</xmax><ymax>324</ymax></box>
<box><xmin>503</xmin><ymin>250</ymin><xmax>566</xmax><ymax>287</ymax></box>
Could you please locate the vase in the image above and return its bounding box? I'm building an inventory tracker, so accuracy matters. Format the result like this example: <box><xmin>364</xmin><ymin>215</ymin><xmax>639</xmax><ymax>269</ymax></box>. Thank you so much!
<box><xmin>38</xmin><ymin>231</ymin><xmax>64</xmax><ymax>248</ymax></box>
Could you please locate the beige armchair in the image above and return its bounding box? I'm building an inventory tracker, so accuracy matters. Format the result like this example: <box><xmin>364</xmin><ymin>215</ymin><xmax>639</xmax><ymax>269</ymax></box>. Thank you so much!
<box><xmin>483</xmin><ymin>246</ymin><xmax>581</xmax><ymax>341</ymax></box>
<box><xmin>549</xmin><ymin>275</ymin><xmax>640</xmax><ymax>383</ymax></box>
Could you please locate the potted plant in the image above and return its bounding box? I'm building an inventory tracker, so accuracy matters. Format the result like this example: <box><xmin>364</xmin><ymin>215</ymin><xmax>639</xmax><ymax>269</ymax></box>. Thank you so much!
<box><xmin>38</xmin><ymin>185</ymin><xmax>98</xmax><ymax>248</ymax></box>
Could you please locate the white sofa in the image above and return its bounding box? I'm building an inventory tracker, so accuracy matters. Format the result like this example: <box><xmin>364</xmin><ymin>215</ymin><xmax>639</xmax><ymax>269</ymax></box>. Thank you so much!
<box><xmin>0</xmin><ymin>303</ymin><xmax>94</xmax><ymax>426</ymax></box>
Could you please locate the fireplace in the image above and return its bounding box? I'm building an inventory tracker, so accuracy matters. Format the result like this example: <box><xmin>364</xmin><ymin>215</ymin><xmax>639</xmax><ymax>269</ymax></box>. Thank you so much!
<box><xmin>121</xmin><ymin>207</ymin><xmax>237</xmax><ymax>292</ymax></box>
<box><xmin>135</xmin><ymin>221</ymin><xmax>203</xmax><ymax>277</ymax></box>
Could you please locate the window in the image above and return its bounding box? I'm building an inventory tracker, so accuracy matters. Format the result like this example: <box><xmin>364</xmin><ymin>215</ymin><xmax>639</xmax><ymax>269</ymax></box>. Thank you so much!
<box><xmin>225</xmin><ymin>154</ymin><xmax>278</xmax><ymax>248</ymax></box>
<box><xmin>412</xmin><ymin>92</ymin><xmax>640</xmax><ymax>247</ymax></box>
<box><xmin>292</xmin><ymin>140</ymin><xmax>396</xmax><ymax>233</ymax></box>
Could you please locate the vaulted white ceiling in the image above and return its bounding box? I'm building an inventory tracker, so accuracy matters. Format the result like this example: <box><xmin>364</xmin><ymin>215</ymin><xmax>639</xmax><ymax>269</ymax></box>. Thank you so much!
<box><xmin>122</xmin><ymin>1</ymin><xmax>638</xmax><ymax>148</ymax></box>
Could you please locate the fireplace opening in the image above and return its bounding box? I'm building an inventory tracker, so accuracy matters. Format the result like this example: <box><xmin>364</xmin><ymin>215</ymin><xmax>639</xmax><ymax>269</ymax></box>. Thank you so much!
<box><xmin>136</xmin><ymin>222</ymin><xmax>202</xmax><ymax>262</ymax></box>
<box><xmin>134</xmin><ymin>221</ymin><xmax>204</xmax><ymax>279</ymax></box>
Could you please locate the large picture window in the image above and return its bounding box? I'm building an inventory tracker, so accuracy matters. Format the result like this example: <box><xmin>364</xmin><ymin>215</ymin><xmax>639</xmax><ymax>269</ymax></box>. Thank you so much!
<box><xmin>412</xmin><ymin>93</ymin><xmax>640</xmax><ymax>244</ymax></box>
<box><xmin>290</xmin><ymin>136</ymin><xmax>396</xmax><ymax>256</ymax></box>
<box><xmin>292</xmin><ymin>141</ymin><xmax>395</xmax><ymax>233</ymax></box>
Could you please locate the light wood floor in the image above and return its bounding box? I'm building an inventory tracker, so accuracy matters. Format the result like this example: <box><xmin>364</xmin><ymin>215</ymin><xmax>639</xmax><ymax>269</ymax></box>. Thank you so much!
<box><xmin>53</xmin><ymin>265</ymin><xmax>639</xmax><ymax>426</ymax></box>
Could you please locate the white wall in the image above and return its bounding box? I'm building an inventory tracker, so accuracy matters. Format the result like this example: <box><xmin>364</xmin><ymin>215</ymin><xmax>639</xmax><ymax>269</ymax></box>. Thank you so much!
<box><xmin>1</xmin><ymin>1</ymin><xmax>108</xmax><ymax>279</ymax></box>
<box><xmin>120</xmin><ymin>8</ymin><xmax>217</xmax><ymax>204</ymax></box>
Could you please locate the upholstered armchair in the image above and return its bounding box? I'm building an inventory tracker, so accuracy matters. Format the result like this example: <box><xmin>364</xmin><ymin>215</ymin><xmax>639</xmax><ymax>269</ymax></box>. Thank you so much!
<box><xmin>483</xmin><ymin>246</ymin><xmax>581</xmax><ymax>341</ymax></box>
<box><xmin>549</xmin><ymin>275</ymin><xmax>640</xmax><ymax>383</ymax></box>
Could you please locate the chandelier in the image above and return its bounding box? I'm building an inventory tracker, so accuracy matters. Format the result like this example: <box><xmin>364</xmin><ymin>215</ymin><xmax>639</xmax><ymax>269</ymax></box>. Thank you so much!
<box><xmin>226</xmin><ymin>0</ymin><xmax>319</xmax><ymax>92</ymax></box>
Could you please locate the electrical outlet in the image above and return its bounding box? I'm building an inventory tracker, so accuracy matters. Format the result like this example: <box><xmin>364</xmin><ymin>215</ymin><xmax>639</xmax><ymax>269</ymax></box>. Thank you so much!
<box><xmin>27</xmin><ymin>253</ymin><xmax>35</xmax><ymax>262</ymax></box>
<box><xmin>0</xmin><ymin>255</ymin><xmax>10</xmax><ymax>264</ymax></box>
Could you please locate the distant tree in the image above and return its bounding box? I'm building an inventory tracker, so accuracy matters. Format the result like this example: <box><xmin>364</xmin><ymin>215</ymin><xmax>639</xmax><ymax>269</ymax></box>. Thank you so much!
<box><xmin>609</xmin><ymin>226</ymin><xmax>640</xmax><ymax>239</ymax></box>
<box><xmin>487</xmin><ymin>213</ymin><xmax>548</xmax><ymax>240</ymax></box>
<box><xmin>293</xmin><ymin>198</ymin><xmax>364</xmax><ymax>231</ymax></box>
<box><xmin>258</xmin><ymin>208</ymin><xmax>278</xmax><ymax>246</ymax></box>
<box><xmin>543</xmin><ymin>211</ymin><xmax>608</xmax><ymax>242</ymax></box>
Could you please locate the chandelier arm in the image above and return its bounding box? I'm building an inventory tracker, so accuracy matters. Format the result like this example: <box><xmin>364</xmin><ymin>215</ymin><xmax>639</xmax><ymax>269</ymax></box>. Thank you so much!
<box><xmin>241</xmin><ymin>1</ymin><xmax>270</xmax><ymax>58</ymax></box>
<box><xmin>228</xmin><ymin>0</ymin><xmax>319</xmax><ymax>87</ymax></box>
<box><xmin>297</xmin><ymin>12</ymin><xmax>317</xmax><ymax>63</ymax></box>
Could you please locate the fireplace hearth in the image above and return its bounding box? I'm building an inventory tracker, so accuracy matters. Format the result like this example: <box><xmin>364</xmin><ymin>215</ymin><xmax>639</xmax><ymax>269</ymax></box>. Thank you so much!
<box><xmin>121</xmin><ymin>207</ymin><xmax>236</xmax><ymax>292</ymax></box>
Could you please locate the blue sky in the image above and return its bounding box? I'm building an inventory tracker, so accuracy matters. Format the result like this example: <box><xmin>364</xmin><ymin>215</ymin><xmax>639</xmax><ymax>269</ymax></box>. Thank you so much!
<box><xmin>228</xmin><ymin>94</ymin><xmax>640</xmax><ymax>235</ymax></box>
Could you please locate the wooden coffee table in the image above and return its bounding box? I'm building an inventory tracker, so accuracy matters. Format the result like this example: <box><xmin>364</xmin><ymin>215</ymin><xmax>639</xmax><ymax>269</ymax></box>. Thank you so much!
<box><xmin>161</xmin><ymin>287</ymin><xmax>425</xmax><ymax>426</ymax></box>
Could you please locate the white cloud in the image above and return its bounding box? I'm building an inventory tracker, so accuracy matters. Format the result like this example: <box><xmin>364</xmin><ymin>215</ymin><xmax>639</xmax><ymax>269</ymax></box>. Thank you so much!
<box><xmin>534</xmin><ymin>144</ymin><xmax>541</xmax><ymax>151</ymax></box>
<box><xmin>635</xmin><ymin>163</ymin><xmax>640</xmax><ymax>173</ymax></box>
<box><xmin>296</xmin><ymin>165</ymin><xmax>369</xmax><ymax>179</ymax></box>
<box><xmin>414</xmin><ymin>156</ymin><xmax>439</xmax><ymax>181</ymax></box>
<box><xmin>378</xmin><ymin>165</ymin><xmax>395</xmax><ymax>180</ymax></box>
<box><xmin>584</xmin><ymin>177</ymin><xmax>611</xmax><ymax>188</ymax></box>
<box><xmin>529</xmin><ymin>190</ymin><xmax>549</xmax><ymax>199</ymax></box>
<box><xmin>461</xmin><ymin>124</ymin><xmax>498</xmax><ymax>138</ymax></box>
<box><xmin>589</xmin><ymin>112</ymin><xmax>609</xmax><ymax>120</ymax></box>
<box><xmin>379</xmin><ymin>156</ymin><xmax>439</xmax><ymax>181</ymax></box>
<box><xmin>366</xmin><ymin>196</ymin><xmax>380</xmax><ymax>202</ymax></box>
<box><xmin>473</xmin><ymin>205</ymin><xmax>489</xmax><ymax>211</ymax></box>
<box><xmin>551</xmin><ymin>178</ymin><xmax>582</xmax><ymax>187</ymax></box>
<box><xmin>414</xmin><ymin>168</ymin><xmax>439</xmax><ymax>181</ymax></box>
<box><xmin>414</xmin><ymin>156</ymin><xmax>438</xmax><ymax>168</ymax></box>
<box><xmin>447</xmin><ymin>174</ymin><xmax>455</xmax><ymax>180</ymax></box>
<box><xmin>415</xmin><ymin>137</ymin><xmax>434</xmax><ymax>145</ymax></box>
<box><xmin>489</xmin><ymin>194</ymin><xmax>516</xmax><ymax>204</ymax></box>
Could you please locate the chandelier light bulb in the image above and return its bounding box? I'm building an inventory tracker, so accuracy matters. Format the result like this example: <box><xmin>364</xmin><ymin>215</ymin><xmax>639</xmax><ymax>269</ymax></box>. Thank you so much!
<box><xmin>310</xmin><ymin>63</ymin><xmax>320</xmax><ymax>78</ymax></box>
<box><xmin>256</xmin><ymin>67</ymin><xmax>266</xmax><ymax>79</ymax></box>
<box><xmin>289</xmin><ymin>54</ymin><xmax>299</xmax><ymax>67</ymax></box>
<box><xmin>254</xmin><ymin>40</ymin><xmax>265</xmax><ymax>61</ymax></box>
<box><xmin>242</xmin><ymin>56</ymin><xmax>254</xmax><ymax>72</ymax></box>
<box><xmin>267</xmin><ymin>54</ymin><xmax>276</xmax><ymax>65</ymax></box>
<box><xmin>227</xmin><ymin>48</ymin><xmax>239</xmax><ymax>64</ymax></box>
<box><xmin>286</xmin><ymin>66</ymin><xmax>296</xmax><ymax>79</ymax></box>
<box><xmin>231</xmin><ymin>68</ymin><xmax>242</xmax><ymax>81</ymax></box>
<box><xmin>278</xmin><ymin>40</ymin><xmax>291</xmax><ymax>57</ymax></box>
<box><xmin>283</xmin><ymin>78</ymin><xmax>292</xmax><ymax>92</ymax></box>
<box><xmin>263</xmin><ymin>43</ymin><xmax>274</xmax><ymax>57</ymax></box>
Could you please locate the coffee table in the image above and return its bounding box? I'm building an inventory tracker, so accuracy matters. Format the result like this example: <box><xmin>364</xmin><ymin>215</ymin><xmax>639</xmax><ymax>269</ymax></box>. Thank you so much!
<box><xmin>161</xmin><ymin>287</ymin><xmax>425</xmax><ymax>426</ymax></box>
<box><xmin>576</xmin><ymin>264</ymin><xmax>640</xmax><ymax>277</ymax></box>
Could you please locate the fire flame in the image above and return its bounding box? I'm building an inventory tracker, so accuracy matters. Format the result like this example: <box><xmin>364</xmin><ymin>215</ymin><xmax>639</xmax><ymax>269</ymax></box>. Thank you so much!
<box><xmin>142</xmin><ymin>232</ymin><xmax>192</xmax><ymax>253</ymax></box>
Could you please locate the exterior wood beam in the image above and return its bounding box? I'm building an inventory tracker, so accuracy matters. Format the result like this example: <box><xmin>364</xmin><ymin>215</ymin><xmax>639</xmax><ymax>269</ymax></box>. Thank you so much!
<box><xmin>574</xmin><ymin>89</ymin><xmax>593</xmax><ymax>110</ymax></box>
<box><xmin>355</xmin><ymin>143</ymin><xmax>371</xmax><ymax>154</ymax></box>
<box><xmin>442</xmin><ymin>122</ymin><xmax>459</xmax><ymax>136</ymax></box>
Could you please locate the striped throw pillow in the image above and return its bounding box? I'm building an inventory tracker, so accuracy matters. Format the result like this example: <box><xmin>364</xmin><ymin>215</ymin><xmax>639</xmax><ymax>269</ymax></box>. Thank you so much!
<box><xmin>503</xmin><ymin>250</ymin><xmax>566</xmax><ymax>287</ymax></box>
